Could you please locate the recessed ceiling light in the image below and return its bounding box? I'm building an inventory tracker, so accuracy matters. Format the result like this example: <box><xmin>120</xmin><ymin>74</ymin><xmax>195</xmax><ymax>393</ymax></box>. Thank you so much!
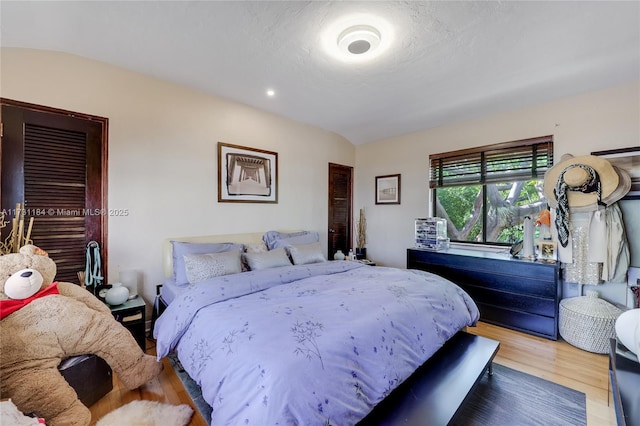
<box><xmin>322</xmin><ymin>15</ymin><xmax>393</xmax><ymax>63</ymax></box>
<box><xmin>266</xmin><ymin>89</ymin><xmax>275</xmax><ymax>97</ymax></box>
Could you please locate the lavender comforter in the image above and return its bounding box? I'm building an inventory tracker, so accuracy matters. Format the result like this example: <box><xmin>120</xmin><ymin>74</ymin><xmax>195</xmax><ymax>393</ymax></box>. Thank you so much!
<box><xmin>154</xmin><ymin>261</ymin><xmax>479</xmax><ymax>425</ymax></box>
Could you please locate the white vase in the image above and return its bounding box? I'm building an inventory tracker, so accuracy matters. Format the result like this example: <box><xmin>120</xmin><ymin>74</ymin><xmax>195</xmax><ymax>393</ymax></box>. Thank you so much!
<box><xmin>105</xmin><ymin>283</ymin><xmax>129</xmax><ymax>305</ymax></box>
<box><xmin>334</xmin><ymin>250</ymin><xmax>345</xmax><ymax>260</ymax></box>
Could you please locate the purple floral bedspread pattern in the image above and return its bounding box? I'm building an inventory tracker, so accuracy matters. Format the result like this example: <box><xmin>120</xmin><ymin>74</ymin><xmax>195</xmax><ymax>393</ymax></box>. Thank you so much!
<box><xmin>154</xmin><ymin>261</ymin><xmax>479</xmax><ymax>425</ymax></box>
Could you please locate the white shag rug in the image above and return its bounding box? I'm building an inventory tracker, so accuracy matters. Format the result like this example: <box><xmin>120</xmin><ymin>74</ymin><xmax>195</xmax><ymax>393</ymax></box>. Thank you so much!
<box><xmin>96</xmin><ymin>400</ymin><xmax>193</xmax><ymax>426</ymax></box>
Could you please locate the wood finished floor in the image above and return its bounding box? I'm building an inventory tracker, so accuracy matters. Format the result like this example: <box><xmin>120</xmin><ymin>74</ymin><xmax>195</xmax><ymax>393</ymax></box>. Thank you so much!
<box><xmin>89</xmin><ymin>321</ymin><xmax>615</xmax><ymax>425</ymax></box>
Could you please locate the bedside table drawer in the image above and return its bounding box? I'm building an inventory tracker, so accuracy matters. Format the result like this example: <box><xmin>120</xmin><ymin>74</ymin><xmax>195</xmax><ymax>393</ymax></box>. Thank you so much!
<box><xmin>109</xmin><ymin>298</ymin><xmax>146</xmax><ymax>351</ymax></box>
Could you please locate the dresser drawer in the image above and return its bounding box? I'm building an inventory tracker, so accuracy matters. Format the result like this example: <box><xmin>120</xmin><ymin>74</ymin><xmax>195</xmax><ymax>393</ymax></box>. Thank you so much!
<box><xmin>424</xmin><ymin>263</ymin><xmax>557</xmax><ymax>299</ymax></box>
<box><xmin>465</xmin><ymin>286</ymin><xmax>556</xmax><ymax>318</ymax></box>
<box><xmin>477</xmin><ymin>302</ymin><xmax>557</xmax><ymax>339</ymax></box>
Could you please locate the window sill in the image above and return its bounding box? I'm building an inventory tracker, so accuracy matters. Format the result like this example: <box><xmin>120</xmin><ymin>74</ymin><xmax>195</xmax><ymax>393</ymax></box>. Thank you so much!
<box><xmin>449</xmin><ymin>242</ymin><xmax>508</xmax><ymax>253</ymax></box>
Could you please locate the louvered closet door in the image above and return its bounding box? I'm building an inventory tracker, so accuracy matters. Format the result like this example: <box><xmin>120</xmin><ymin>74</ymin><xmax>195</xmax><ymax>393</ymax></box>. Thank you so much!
<box><xmin>1</xmin><ymin>101</ymin><xmax>107</xmax><ymax>284</ymax></box>
<box><xmin>328</xmin><ymin>163</ymin><xmax>353</xmax><ymax>259</ymax></box>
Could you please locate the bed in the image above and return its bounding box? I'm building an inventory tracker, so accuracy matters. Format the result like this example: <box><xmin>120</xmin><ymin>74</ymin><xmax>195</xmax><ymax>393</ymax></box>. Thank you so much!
<box><xmin>153</xmin><ymin>231</ymin><xmax>499</xmax><ymax>425</ymax></box>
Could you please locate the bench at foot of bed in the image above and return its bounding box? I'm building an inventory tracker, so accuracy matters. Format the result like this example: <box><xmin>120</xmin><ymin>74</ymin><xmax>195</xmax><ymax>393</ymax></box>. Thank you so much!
<box><xmin>359</xmin><ymin>331</ymin><xmax>500</xmax><ymax>426</ymax></box>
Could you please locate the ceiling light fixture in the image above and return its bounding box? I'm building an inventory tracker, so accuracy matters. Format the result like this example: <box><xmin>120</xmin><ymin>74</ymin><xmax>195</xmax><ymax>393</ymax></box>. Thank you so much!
<box><xmin>266</xmin><ymin>89</ymin><xmax>275</xmax><ymax>97</ymax></box>
<box><xmin>322</xmin><ymin>15</ymin><xmax>393</xmax><ymax>63</ymax></box>
<box><xmin>337</xmin><ymin>25</ymin><xmax>381</xmax><ymax>55</ymax></box>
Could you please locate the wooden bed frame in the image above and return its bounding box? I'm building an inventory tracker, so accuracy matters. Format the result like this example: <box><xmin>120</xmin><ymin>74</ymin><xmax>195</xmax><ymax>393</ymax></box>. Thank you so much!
<box><xmin>156</xmin><ymin>232</ymin><xmax>500</xmax><ymax>425</ymax></box>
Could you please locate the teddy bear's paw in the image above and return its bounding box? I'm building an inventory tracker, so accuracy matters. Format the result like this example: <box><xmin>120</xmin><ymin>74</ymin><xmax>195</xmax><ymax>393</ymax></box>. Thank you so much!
<box><xmin>47</xmin><ymin>400</ymin><xmax>91</xmax><ymax>426</ymax></box>
<box><xmin>118</xmin><ymin>354</ymin><xmax>163</xmax><ymax>390</ymax></box>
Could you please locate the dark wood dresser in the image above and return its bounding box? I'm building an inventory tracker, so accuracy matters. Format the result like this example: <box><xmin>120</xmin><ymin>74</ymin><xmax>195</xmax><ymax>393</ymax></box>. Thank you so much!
<box><xmin>407</xmin><ymin>247</ymin><xmax>562</xmax><ymax>340</ymax></box>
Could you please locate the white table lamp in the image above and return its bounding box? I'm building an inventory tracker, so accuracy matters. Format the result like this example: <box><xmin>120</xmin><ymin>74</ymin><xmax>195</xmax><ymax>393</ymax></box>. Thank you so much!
<box><xmin>119</xmin><ymin>269</ymin><xmax>139</xmax><ymax>299</ymax></box>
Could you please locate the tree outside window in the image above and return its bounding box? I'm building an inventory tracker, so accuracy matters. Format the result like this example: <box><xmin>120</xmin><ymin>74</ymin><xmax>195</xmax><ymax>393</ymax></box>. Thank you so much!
<box><xmin>430</xmin><ymin>136</ymin><xmax>553</xmax><ymax>245</ymax></box>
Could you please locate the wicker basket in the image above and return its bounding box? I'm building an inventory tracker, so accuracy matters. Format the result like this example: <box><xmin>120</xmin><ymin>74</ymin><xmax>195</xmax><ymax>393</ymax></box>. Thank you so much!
<box><xmin>559</xmin><ymin>290</ymin><xmax>622</xmax><ymax>354</ymax></box>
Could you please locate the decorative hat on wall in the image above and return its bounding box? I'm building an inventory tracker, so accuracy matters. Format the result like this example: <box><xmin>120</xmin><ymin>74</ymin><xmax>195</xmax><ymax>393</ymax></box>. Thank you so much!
<box><xmin>543</xmin><ymin>154</ymin><xmax>631</xmax><ymax>212</ymax></box>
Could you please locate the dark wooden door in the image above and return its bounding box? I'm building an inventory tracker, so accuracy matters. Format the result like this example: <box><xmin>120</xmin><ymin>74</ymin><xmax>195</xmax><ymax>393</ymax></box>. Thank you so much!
<box><xmin>1</xmin><ymin>99</ymin><xmax>108</xmax><ymax>284</ymax></box>
<box><xmin>328</xmin><ymin>163</ymin><xmax>352</xmax><ymax>259</ymax></box>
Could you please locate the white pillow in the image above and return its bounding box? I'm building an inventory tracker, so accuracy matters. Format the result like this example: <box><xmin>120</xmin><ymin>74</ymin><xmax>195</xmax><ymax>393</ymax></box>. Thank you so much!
<box><xmin>287</xmin><ymin>242</ymin><xmax>326</xmax><ymax>265</ymax></box>
<box><xmin>615</xmin><ymin>308</ymin><xmax>640</xmax><ymax>360</ymax></box>
<box><xmin>241</xmin><ymin>242</ymin><xmax>269</xmax><ymax>271</ymax></box>
<box><xmin>243</xmin><ymin>247</ymin><xmax>292</xmax><ymax>271</ymax></box>
<box><xmin>183</xmin><ymin>249</ymin><xmax>242</xmax><ymax>284</ymax></box>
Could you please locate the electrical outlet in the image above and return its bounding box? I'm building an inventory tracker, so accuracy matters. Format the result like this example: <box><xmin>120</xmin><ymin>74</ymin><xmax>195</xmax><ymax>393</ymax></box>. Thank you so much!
<box><xmin>629</xmin><ymin>266</ymin><xmax>640</xmax><ymax>288</ymax></box>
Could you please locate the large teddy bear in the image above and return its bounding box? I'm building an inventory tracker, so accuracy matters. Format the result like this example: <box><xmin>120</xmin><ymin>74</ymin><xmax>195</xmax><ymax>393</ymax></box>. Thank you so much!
<box><xmin>0</xmin><ymin>245</ymin><xmax>162</xmax><ymax>426</ymax></box>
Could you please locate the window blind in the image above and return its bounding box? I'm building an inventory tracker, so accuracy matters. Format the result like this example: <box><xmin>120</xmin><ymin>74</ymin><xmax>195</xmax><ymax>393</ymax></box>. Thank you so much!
<box><xmin>429</xmin><ymin>136</ymin><xmax>553</xmax><ymax>188</ymax></box>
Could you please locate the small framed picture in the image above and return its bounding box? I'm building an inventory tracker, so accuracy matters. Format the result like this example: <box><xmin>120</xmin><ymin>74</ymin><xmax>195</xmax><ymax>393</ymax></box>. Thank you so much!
<box><xmin>538</xmin><ymin>241</ymin><xmax>557</xmax><ymax>262</ymax></box>
<box><xmin>375</xmin><ymin>174</ymin><xmax>401</xmax><ymax>205</ymax></box>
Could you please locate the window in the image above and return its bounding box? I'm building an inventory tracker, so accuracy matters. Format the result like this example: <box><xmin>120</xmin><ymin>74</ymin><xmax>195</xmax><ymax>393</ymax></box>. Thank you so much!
<box><xmin>430</xmin><ymin>136</ymin><xmax>553</xmax><ymax>245</ymax></box>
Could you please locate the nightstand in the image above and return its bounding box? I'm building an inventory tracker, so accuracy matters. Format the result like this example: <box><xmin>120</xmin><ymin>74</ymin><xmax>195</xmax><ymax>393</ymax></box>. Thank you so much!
<box><xmin>109</xmin><ymin>297</ymin><xmax>146</xmax><ymax>351</ymax></box>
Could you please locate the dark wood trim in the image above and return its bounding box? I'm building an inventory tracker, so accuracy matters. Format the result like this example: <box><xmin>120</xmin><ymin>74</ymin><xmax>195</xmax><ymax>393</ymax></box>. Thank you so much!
<box><xmin>591</xmin><ymin>146</ymin><xmax>640</xmax><ymax>156</ymax></box>
<box><xmin>428</xmin><ymin>134</ymin><xmax>553</xmax><ymax>161</ymax></box>
<box><xmin>0</xmin><ymin>97</ymin><xmax>109</xmax><ymax>281</ymax></box>
<box><xmin>1</xmin><ymin>98</ymin><xmax>107</xmax><ymax>124</ymax></box>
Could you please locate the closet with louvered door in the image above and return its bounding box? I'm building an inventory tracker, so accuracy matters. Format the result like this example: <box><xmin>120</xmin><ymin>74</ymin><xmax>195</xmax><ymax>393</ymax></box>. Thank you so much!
<box><xmin>1</xmin><ymin>99</ymin><xmax>108</xmax><ymax>284</ymax></box>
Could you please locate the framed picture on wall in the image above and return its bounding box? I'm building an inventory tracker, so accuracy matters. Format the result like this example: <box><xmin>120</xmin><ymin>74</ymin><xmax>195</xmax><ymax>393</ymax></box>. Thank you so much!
<box><xmin>375</xmin><ymin>174</ymin><xmax>401</xmax><ymax>205</ymax></box>
<box><xmin>218</xmin><ymin>142</ymin><xmax>278</xmax><ymax>203</ymax></box>
<box><xmin>591</xmin><ymin>147</ymin><xmax>640</xmax><ymax>200</ymax></box>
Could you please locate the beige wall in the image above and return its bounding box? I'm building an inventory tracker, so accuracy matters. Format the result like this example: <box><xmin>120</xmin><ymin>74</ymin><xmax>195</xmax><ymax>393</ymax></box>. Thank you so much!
<box><xmin>2</xmin><ymin>47</ymin><xmax>638</xmax><ymax>308</ymax></box>
<box><xmin>356</xmin><ymin>81</ymin><xmax>640</xmax><ymax>305</ymax></box>
<box><xmin>1</xmin><ymin>48</ymin><xmax>355</xmax><ymax>307</ymax></box>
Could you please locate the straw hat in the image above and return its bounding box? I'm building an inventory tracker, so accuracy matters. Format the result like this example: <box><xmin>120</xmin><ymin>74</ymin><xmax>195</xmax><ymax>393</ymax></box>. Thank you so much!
<box><xmin>544</xmin><ymin>154</ymin><xmax>631</xmax><ymax>212</ymax></box>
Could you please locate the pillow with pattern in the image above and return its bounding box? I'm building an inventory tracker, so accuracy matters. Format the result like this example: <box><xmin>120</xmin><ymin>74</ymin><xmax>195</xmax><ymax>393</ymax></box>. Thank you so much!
<box><xmin>172</xmin><ymin>241</ymin><xmax>243</xmax><ymax>285</ymax></box>
<box><xmin>183</xmin><ymin>249</ymin><xmax>243</xmax><ymax>284</ymax></box>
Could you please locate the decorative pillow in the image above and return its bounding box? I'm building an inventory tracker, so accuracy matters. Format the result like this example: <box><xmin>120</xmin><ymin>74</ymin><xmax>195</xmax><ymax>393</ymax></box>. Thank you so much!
<box><xmin>287</xmin><ymin>242</ymin><xmax>326</xmax><ymax>265</ymax></box>
<box><xmin>242</xmin><ymin>242</ymin><xmax>269</xmax><ymax>271</ymax></box>
<box><xmin>183</xmin><ymin>249</ymin><xmax>243</xmax><ymax>284</ymax></box>
<box><xmin>243</xmin><ymin>247</ymin><xmax>292</xmax><ymax>271</ymax></box>
<box><xmin>172</xmin><ymin>241</ymin><xmax>244</xmax><ymax>285</ymax></box>
<box><xmin>263</xmin><ymin>231</ymin><xmax>309</xmax><ymax>250</ymax></box>
<box><xmin>263</xmin><ymin>231</ymin><xmax>320</xmax><ymax>250</ymax></box>
<box><xmin>245</xmin><ymin>242</ymin><xmax>268</xmax><ymax>254</ymax></box>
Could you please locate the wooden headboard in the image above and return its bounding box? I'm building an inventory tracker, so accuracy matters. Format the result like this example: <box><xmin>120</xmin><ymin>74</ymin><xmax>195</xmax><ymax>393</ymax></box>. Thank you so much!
<box><xmin>162</xmin><ymin>231</ymin><xmax>301</xmax><ymax>279</ymax></box>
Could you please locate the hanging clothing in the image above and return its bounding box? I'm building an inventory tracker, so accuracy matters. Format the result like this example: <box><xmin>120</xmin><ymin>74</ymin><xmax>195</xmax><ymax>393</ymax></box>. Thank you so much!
<box><xmin>603</xmin><ymin>202</ymin><xmax>629</xmax><ymax>283</ymax></box>
<box><xmin>562</xmin><ymin>212</ymin><xmax>602</xmax><ymax>285</ymax></box>
<box><xmin>550</xmin><ymin>203</ymin><xmax>629</xmax><ymax>284</ymax></box>
<box><xmin>84</xmin><ymin>241</ymin><xmax>104</xmax><ymax>293</ymax></box>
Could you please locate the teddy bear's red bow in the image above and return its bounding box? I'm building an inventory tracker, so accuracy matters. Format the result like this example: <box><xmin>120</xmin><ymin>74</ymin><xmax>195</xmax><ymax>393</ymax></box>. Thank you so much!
<box><xmin>0</xmin><ymin>282</ymin><xmax>60</xmax><ymax>320</ymax></box>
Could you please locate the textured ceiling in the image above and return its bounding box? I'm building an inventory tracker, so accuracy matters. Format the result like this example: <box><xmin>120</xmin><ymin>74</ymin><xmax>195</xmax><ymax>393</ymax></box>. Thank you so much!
<box><xmin>1</xmin><ymin>1</ymin><xmax>639</xmax><ymax>145</ymax></box>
